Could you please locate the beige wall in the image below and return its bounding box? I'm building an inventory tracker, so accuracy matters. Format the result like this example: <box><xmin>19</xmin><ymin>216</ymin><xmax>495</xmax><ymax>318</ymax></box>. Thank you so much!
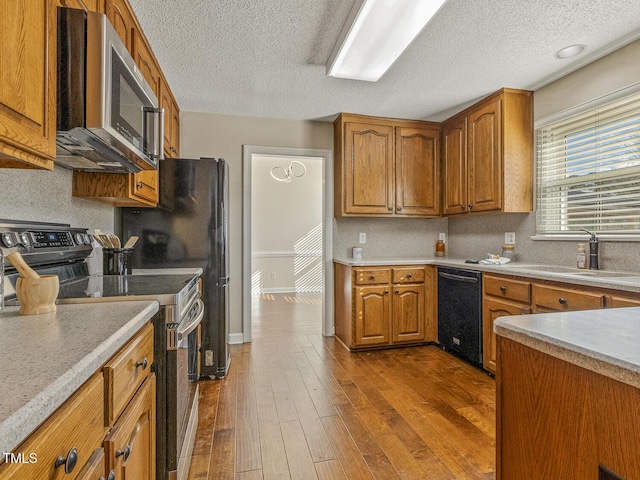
<box><xmin>180</xmin><ymin>112</ymin><xmax>333</xmax><ymax>335</ymax></box>
<box><xmin>448</xmin><ymin>38</ymin><xmax>640</xmax><ymax>272</ymax></box>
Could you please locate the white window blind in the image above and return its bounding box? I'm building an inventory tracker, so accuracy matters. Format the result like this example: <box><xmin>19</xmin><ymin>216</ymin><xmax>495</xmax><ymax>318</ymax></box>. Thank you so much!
<box><xmin>536</xmin><ymin>91</ymin><xmax>640</xmax><ymax>235</ymax></box>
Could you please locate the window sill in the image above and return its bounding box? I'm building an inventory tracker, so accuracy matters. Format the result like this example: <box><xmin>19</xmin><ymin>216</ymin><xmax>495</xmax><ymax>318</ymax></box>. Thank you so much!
<box><xmin>531</xmin><ymin>234</ymin><xmax>640</xmax><ymax>242</ymax></box>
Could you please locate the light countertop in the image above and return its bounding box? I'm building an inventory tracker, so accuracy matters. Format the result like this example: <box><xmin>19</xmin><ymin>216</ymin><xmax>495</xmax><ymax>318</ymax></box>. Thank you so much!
<box><xmin>333</xmin><ymin>256</ymin><xmax>640</xmax><ymax>294</ymax></box>
<box><xmin>0</xmin><ymin>300</ymin><xmax>159</xmax><ymax>455</ymax></box>
<box><xmin>494</xmin><ymin>308</ymin><xmax>640</xmax><ymax>389</ymax></box>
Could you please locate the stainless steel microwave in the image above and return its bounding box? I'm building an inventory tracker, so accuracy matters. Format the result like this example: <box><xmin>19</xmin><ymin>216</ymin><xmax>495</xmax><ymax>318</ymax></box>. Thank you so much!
<box><xmin>56</xmin><ymin>7</ymin><xmax>163</xmax><ymax>173</ymax></box>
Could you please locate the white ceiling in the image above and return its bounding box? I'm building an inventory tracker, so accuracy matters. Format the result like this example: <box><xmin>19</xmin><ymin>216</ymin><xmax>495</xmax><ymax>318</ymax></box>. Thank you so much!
<box><xmin>127</xmin><ymin>0</ymin><xmax>640</xmax><ymax>122</ymax></box>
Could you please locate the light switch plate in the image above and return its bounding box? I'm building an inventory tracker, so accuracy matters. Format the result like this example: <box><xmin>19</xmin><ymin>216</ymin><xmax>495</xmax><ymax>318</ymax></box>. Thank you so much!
<box><xmin>359</xmin><ymin>233</ymin><xmax>366</xmax><ymax>243</ymax></box>
<box><xmin>505</xmin><ymin>232</ymin><xmax>516</xmax><ymax>245</ymax></box>
<box><xmin>439</xmin><ymin>233</ymin><xmax>446</xmax><ymax>241</ymax></box>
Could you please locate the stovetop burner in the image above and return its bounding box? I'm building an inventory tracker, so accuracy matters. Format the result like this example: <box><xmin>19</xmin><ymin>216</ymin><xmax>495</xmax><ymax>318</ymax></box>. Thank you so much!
<box><xmin>57</xmin><ymin>273</ymin><xmax>200</xmax><ymax>311</ymax></box>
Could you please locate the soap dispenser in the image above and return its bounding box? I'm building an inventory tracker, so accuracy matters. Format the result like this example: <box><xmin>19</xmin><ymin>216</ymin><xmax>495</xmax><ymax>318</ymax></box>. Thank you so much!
<box><xmin>576</xmin><ymin>244</ymin><xmax>586</xmax><ymax>269</ymax></box>
<box><xmin>580</xmin><ymin>229</ymin><xmax>599</xmax><ymax>270</ymax></box>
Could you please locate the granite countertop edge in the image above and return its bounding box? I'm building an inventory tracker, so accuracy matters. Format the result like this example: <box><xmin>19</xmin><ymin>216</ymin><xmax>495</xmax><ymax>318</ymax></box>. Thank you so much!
<box><xmin>333</xmin><ymin>257</ymin><xmax>640</xmax><ymax>293</ymax></box>
<box><xmin>495</xmin><ymin>312</ymin><xmax>640</xmax><ymax>389</ymax></box>
<box><xmin>0</xmin><ymin>301</ymin><xmax>159</xmax><ymax>456</ymax></box>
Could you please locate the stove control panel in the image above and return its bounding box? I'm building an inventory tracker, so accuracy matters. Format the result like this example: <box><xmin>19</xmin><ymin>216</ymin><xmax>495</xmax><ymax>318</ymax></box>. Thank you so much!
<box><xmin>32</xmin><ymin>231</ymin><xmax>74</xmax><ymax>248</ymax></box>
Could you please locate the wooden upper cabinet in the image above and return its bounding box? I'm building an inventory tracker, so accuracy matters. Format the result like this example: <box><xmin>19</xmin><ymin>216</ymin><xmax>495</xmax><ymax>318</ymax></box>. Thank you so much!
<box><xmin>57</xmin><ymin>0</ymin><xmax>103</xmax><ymax>12</ymax></box>
<box><xmin>395</xmin><ymin>126</ymin><xmax>440</xmax><ymax>216</ymax></box>
<box><xmin>334</xmin><ymin>113</ymin><xmax>441</xmax><ymax>218</ymax></box>
<box><xmin>343</xmin><ymin>121</ymin><xmax>394</xmax><ymax>215</ymax></box>
<box><xmin>159</xmin><ymin>75</ymin><xmax>180</xmax><ymax>158</ymax></box>
<box><xmin>442</xmin><ymin>117</ymin><xmax>467</xmax><ymax>214</ymax></box>
<box><xmin>106</xmin><ymin>0</ymin><xmax>136</xmax><ymax>52</ymax></box>
<box><xmin>134</xmin><ymin>33</ymin><xmax>160</xmax><ymax>96</ymax></box>
<box><xmin>442</xmin><ymin>88</ymin><xmax>533</xmax><ymax>216</ymax></box>
<box><xmin>0</xmin><ymin>0</ymin><xmax>56</xmax><ymax>170</ymax></box>
<box><xmin>468</xmin><ymin>98</ymin><xmax>502</xmax><ymax>213</ymax></box>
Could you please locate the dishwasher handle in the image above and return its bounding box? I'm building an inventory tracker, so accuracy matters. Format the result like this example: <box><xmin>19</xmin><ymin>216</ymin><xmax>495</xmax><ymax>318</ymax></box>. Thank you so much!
<box><xmin>438</xmin><ymin>271</ymin><xmax>479</xmax><ymax>283</ymax></box>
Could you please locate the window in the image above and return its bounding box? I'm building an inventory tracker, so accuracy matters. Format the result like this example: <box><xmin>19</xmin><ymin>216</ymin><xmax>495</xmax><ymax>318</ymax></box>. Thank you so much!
<box><xmin>536</xmin><ymin>91</ymin><xmax>640</xmax><ymax>235</ymax></box>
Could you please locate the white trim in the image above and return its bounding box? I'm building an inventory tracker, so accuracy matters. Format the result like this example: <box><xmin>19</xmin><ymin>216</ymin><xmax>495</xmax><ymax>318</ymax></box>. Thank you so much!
<box><xmin>242</xmin><ymin>146</ymin><xmax>334</xmax><ymax>343</ymax></box>
<box><xmin>534</xmin><ymin>81</ymin><xmax>640</xmax><ymax>129</ymax></box>
<box><xmin>228</xmin><ymin>333</ymin><xmax>244</xmax><ymax>345</ymax></box>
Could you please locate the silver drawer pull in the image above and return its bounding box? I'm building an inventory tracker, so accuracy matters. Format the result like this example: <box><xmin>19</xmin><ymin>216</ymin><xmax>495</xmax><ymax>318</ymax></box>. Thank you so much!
<box><xmin>369</xmin><ymin>275</ymin><xmax>375</xmax><ymax>280</ymax></box>
<box><xmin>500</xmin><ymin>285</ymin><xmax>507</xmax><ymax>292</ymax></box>
<box><xmin>135</xmin><ymin>357</ymin><xmax>148</xmax><ymax>369</ymax></box>
<box><xmin>559</xmin><ymin>297</ymin><xmax>567</xmax><ymax>305</ymax></box>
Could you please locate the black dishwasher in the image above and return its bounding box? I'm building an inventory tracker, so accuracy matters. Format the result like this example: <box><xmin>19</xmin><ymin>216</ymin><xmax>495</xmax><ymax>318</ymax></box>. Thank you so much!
<box><xmin>437</xmin><ymin>267</ymin><xmax>483</xmax><ymax>366</ymax></box>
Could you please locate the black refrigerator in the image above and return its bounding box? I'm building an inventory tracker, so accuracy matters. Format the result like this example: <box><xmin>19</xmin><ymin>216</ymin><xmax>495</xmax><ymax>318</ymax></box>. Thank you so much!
<box><xmin>121</xmin><ymin>157</ymin><xmax>230</xmax><ymax>379</ymax></box>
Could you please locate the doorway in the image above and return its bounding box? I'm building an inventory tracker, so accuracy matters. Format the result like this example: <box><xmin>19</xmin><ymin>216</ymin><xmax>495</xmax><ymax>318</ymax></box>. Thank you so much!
<box><xmin>242</xmin><ymin>146</ymin><xmax>333</xmax><ymax>343</ymax></box>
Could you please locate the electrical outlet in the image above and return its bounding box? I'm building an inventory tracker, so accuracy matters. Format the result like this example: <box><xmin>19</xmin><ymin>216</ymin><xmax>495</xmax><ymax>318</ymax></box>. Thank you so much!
<box><xmin>439</xmin><ymin>233</ymin><xmax>446</xmax><ymax>241</ymax></box>
<box><xmin>505</xmin><ymin>232</ymin><xmax>516</xmax><ymax>245</ymax></box>
<box><xmin>359</xmin><ymin>232</ymin><xmax>366</xmax><ymax>243</ymax></box>
<box><xmin>205</xmin><ymin>350</ymin><xmax>214</xmax><ymax>366</ymax></box>
<box><xmin>270</xmin><ymin>272</ymin><xmax>276</xmax><ymax>279</ymax></box>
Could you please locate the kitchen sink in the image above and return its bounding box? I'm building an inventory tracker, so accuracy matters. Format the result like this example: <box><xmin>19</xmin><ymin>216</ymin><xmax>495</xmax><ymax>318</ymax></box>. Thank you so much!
<box><xmin>518</xmin><ymin>265</ymin><xmax>640</xmax><ymax>277</ymax></box>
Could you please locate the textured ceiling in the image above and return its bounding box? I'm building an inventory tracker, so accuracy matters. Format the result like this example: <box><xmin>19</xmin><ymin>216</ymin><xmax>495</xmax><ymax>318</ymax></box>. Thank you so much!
<box><xmin>127</xmin><ymin>0</ymin><xmax>640</xmax><ymax>122</ymax></box>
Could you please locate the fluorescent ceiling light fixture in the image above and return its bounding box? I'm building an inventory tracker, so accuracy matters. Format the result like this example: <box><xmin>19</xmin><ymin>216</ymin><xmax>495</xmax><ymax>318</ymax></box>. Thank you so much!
<box><xmin>327</xmin><ymin>0</ymin><xmax>447</xmax><ymax>82</ymax></box>
<box><xmin>555</xmin><ymin>44</ymin><xmax>586</xmax><ymax>59</ymax></box>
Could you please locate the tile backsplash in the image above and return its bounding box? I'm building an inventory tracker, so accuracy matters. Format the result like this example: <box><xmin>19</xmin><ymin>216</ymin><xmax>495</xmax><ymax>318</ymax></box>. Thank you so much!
<box><xmin>0</xmin><ymin>167</ymin><xmax>114</xmax><ymax>273</ymax></box>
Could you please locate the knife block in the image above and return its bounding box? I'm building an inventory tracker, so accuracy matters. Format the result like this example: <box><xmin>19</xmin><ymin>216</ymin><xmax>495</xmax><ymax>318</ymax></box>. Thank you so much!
<box><xmin>16</xmin><ymin>275</ymin><xmax>59</xmax><ymax>315</ymax></box>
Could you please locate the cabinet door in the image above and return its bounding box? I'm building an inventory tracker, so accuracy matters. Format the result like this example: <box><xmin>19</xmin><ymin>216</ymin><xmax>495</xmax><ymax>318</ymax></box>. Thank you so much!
<box><xmin>159</xmin><ymin>76</ymin><xmax>174</xmax><ymax>158</ymax></box>
<box><xmin>467</xmin><ymin>99</ymin><xmax>502</xmax><ymax>213</ymax></box>
<box><xmin>392</xmin><ymin>284</ymin><xmax>425</xmax><ymax>343</ymax></box>
<box><xmin>130</xmin><ymin>170</ymin><xmax>159</xmax><ymax>204</ymax></box>
<box><xmin>354</xmin><ymin>286</ymin><xmax>390</xmax><ymax>346</ymax></box>
<box><xmin>170</xmin><ymin>97</ymin><xmax>180</xmax><ymax>157</ymax></box>
<box><xmin>606</xmin><ymin>294</ymin><xmax>640</xmax><ymax>308</ymax></box>
<box><xmin>532</xmin><ymin>284</ymin><xmax>604</xmax><ymax>313</ymax></box>
<box><xmin>343</xmin><ymin>123</ymin><xmax>394</xmax><ymax>215</ymax></box>
<box><xmin>482</xmin><ymin>298</ymin><xmax>530</xmax><ymax>374</ymax></box>
<box><xmin>105</xmin><ymin>374</ymin><xmax>156</xmax><ymax>480</ymax></box>
<box><xmin>0</xmin><ymin>0</ymin><xmax>56</xmax><ymax>169</ymax></box>
<box><xmin>442</xmin><ymin>117</ymin><xmax>467</xmax><ymax>215</ymax></box>
<box><xmin>395</xmin><ymin>127</ymin><xmax>440</xmax><ymax>216</ymax></box>
<box><xmin>75</xmin><ymin>448</ymin><xmax>109</xmax><ymax>480</ymax></box>
<box><xmin>106</xmin><ymin>0</ymin><xmax>135</xmax><ymax>52</ymax></box>
<box><xmin>133</xmin><ymin>33</ymin><xmax>160</xmax><ymax>96</ymax></box>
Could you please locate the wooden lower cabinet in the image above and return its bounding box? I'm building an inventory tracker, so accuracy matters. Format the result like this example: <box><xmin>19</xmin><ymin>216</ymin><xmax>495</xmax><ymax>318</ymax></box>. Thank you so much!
<box><xmin>75</xmin><ymin>448</ymin><xmax>110</xmax><ymax>480</ymax></box>
<box><xmin>0</xmin><ymin>322</ymin><xmax>155</xmax><ymax>480</ymax></box>
<box><xmin>392</xmin><ymin>284</ymin><xmax>425</xmax><ymax>343</ymax></box>
<box><xmin>497</xmin><ymin>337</ymin><xmax>640</xmax><ymax>479</ymax></box>
<box><xmin>335</xmin><ymin>263</ymin><xmax>434</xmax><ymax>349</ymax></box>
<box><xmin>104</xmin><ymin>375</ymin><xmax>156</xmax><ymax>480</ymax></box>
<box><xmin>482</xmin><ymin>297</ymin><xmax>530</xmax><ymax>374</ymax></box>
<box><xmin>532</xmin><ymin>283</ymin><xmax>604</xmax><ymax>313</ymax></box>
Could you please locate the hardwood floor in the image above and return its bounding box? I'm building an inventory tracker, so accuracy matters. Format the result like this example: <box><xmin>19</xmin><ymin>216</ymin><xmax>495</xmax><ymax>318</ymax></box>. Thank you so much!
<box><xmin>188</xmin><ymin>293</ymin><xmax>496</xmax><ymax>479</ymax></box>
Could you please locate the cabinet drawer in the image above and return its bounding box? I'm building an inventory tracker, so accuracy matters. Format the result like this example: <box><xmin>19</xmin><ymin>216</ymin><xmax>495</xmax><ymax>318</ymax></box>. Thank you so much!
<box><xmin>0</xmin><ymin>373</ymin><xmax>106</xmax><ymax>479</ymax></box>
<box><xmin>484</xmin><ymin>275</ymin><xmax>531</xmax><ymax>304</ymax></box>
<box><xmin>533</xmin><ymin>284</ymin><xmax>604</xmax><ymax>312</ymax></box>
<box><xmin>104</xmin><ymin>323</ymin><xmax>154</xmax><ymax>425</ymax></box>
<box><xmin>355</xmin><ymin>268</ymin><xmax>390</xmax><ymax>285</ymax></box>
<box><xmin>392</xmin><ymin>267</ymin><xmax>425</xmax><ymax>284</ymax></box>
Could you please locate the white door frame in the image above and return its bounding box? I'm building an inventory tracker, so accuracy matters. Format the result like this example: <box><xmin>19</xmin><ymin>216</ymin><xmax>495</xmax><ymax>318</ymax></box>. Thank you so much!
<box><xmin>242</xmin><ymin>145</ymin><xmax>334</xmax><ymax>342</ymax></box>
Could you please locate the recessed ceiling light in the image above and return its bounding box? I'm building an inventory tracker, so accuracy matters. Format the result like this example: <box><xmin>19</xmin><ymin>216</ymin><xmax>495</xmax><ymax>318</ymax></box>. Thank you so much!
<box><xmin>555</xmin><ymin>44</ymin><xmax>586</xmax><ymax>59</ymax></box>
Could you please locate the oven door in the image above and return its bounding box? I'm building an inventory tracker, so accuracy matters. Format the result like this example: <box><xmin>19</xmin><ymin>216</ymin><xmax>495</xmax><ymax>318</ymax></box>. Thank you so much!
<box><xmin>169</xmin><ymin>298</ymin><xmax>204</xmax><ymax>480</ymax></box>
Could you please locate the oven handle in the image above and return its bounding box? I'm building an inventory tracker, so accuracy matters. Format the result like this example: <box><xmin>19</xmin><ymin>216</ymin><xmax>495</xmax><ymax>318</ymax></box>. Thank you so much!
<box><xmin>177</xmin><ymin>299</ymin><xmax>205</xmax><ymax>341</ymax></box>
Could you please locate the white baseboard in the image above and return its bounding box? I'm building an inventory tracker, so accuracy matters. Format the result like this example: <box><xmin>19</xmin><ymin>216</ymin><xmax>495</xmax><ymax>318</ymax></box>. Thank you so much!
<box><xmin>228</xmin><ymin>333</ymin><xmax>244</xmax><ymax>345</ymax></box>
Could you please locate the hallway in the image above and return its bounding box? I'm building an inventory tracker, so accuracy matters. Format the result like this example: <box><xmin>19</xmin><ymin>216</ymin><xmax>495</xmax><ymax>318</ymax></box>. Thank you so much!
<box><xmin>187</xmin><ymin>293</ymin><xmax>496</xmax><ymax>479</ymax></box>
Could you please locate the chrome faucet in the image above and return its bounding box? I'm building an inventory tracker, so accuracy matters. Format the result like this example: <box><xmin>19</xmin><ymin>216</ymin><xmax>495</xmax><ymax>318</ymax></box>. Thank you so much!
<box><xmin>580</xmin><ymin>229</ymin><xmax>599</xmax><ymax>270</ymax></box>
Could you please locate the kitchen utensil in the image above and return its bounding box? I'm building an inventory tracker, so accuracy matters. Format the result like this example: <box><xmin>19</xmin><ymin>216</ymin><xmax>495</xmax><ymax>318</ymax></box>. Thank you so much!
<box><xmin>6</xmin><ymin>252</ymin><xmax>40</xmax><ymax>279</ymax></box>
<box><xmin>123</xmin><ymin>236</ymin><xmax>139</xmax><ymax>249</ymax></box>
<box><xmin>98</xmin><ymin>234</ymin><xmax>113</xmax><ymax>248</ymax></box>
<box><xmin>109</xmin><ymin>234</ymin><xmax>121</xmax><ymax>248</ymax></box>
<box><xmin>15</xmin><ymin>274</ymin><xmax>59</xmax><ymax>315</ymax></box>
